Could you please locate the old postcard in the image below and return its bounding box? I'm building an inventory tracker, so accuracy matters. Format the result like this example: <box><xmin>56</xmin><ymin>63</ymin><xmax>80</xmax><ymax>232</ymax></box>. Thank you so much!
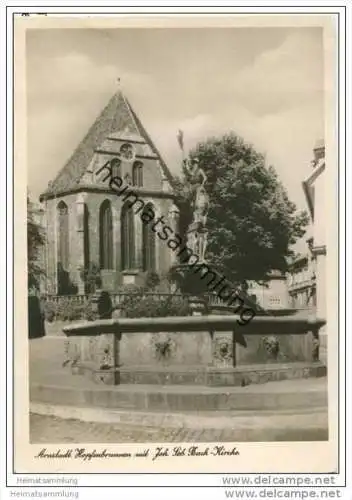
<box><xmin>8</xmin><ymin>10</ymin><xmax>344</xmax><ymax>481</ymax></box>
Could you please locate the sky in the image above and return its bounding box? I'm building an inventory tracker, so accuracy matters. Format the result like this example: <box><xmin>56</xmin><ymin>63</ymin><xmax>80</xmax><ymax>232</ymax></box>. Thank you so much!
<box><xmin>26</xmin><ymin>26</ymin><xmax>324</xmax><ymax>221</ymax></box>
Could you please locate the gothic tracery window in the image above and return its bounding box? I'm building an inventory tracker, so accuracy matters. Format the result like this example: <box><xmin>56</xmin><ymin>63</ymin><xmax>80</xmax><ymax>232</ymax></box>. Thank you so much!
<box><xmin>83</xmin><ymin>204</ymin><xmax>90</xmax><ymax>270</ymax></box>
<box><xmin>121</xmin><ymin>202</ymin><xmax>135</xmax><ymax>270</ymax></box>
<box><xmin>142</xmin><ymin>203</ymin><xmax>156</xmax><ymax>272</ymax></box>
<box><xmin>120</xmin><ymin>143</ymin><xmax>134</xmax><ymax>161</ymax></box>
<box><xmin>110</xmin><ymin>158</ymin><xmax>121</xmax><ymax>179</ymax></box>
<box><xmin>57</xmin><ymin>201</ymin><xmax>69</xmax><ymax>271</ymax></box>
<box><xmin>99</xmin><ymin>200</ymin><xmax>113</xmax><ymax>269</ymax></box>
<box><xmin>132</xmin><ymin>161</ymin><xmax>143</xmax><ymax>187</ymax></box>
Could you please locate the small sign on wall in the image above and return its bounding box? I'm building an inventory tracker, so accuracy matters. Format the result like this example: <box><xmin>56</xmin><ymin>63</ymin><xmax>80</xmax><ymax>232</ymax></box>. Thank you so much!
<box><xmin>122</xmin><ymin>273</ymin><xmax>137</xmax><ymax>286</ymax></box>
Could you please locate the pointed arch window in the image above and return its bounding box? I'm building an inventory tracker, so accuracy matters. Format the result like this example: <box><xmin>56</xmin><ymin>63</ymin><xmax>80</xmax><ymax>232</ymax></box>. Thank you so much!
<box><xmin>99</xmin><ymin>200</ymin><xmax>113</xmax><ymax>269</ymax></box>
<box><xmin>121</xmin><ymin>203</ymin><xmax>135</xmax><ymax>270</ymax></box>
<box><xmin>57</xmin><ymin>201</ymin><xmax>69</xmax><ymax>271</ymax></box>
<box><xmin>110</xmin><ymin>158</ymin><xmax>121</xmax><ymax>180</ymax></box>
<box><xmin>142</xmin><ymin>203</ymin><xmax>156</xmax><ymax>272</ymax></box>
<box><xmin>132</xmin><ymin>161</ymin><xmax>143</xmax><ymax>187</ymax></box>
<box><xmin>83</xmin><ymin>204</ymin><xmax>90</xmax><ymax>270</ymax></box>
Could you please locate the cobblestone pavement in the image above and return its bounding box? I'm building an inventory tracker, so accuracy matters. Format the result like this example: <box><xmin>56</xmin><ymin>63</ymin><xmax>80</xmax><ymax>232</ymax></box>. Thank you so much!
<box><xmin>30</xmin><ymin>413</ymin><xmax>327</xmax><ymax>443</ymax></box>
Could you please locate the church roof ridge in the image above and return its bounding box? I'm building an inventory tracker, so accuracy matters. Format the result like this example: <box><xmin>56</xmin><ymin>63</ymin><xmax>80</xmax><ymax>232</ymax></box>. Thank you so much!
<box><xmin>41</xmin><ymin>89</ymin><xmax>174</xmax><ymax>198</ymax></box>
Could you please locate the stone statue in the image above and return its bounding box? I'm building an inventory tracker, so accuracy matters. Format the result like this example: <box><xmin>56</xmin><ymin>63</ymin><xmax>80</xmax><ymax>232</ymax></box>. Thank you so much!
<box><xmin>183</xmin><ymin>157</ymin><xmax>206</xmax><ymax>189</ymax></box>
<box><xmin>194</xmin><ymin>185</ymin><xmax>209</xmax><ymax>228</ymax></box>
<box><xmin>176</xmin><ymin>131</ymin><xmax>210</xmax><ymax>262</ymax></box>
<box><xmin>198</xmin><ymin>229</ymin><xmax>208</xmax><ymax>262</ymax></box>
<box><xmin>183</xmin><ymin>157</ymin><xmax>209</xmax><ymax>228</ymax></box>
<box><xmin>183</xmin><ymin>157</ymin><xmax>210</xmax><ymax>262</ymax></box>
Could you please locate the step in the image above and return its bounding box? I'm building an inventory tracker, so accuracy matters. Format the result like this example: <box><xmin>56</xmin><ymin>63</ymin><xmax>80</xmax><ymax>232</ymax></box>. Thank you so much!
<box><xmin>30</xmin><ymin>377</ymin><xmax>327</xmax><ymax>412</ymax></box>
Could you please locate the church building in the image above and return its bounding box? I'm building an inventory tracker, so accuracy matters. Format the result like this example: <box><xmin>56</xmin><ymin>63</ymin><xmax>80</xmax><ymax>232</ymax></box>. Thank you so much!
<box><xmin>39</xmin><ymin>89</ymin><xmax>178</xmax><ymax>295</ymax></box>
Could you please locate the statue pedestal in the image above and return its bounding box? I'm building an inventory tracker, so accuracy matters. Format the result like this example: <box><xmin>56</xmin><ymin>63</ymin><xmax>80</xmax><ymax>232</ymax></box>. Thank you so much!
<box><xmin>169</xmin><ymin>261</ymin><xmax>222</xmax><ymax>297</ymax></box>
<box><xmin>189</xmin><ymin>296</ymin><xmax>207</xmax><ymax>316</ymax></box>
<box><xmin>185</xmin><ymin>222</ymin><xmax>208</xmax><ymax>265</ymax></box>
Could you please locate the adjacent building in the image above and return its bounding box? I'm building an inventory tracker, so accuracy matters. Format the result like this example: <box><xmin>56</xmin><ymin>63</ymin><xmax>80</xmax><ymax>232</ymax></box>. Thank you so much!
<box><xmin>302</xmin><ymin>140</ymin><xmax>326</xmax><ymax>320</ymax></box>
<box><xmin>287</xmin><ymin>252</ymin><xmax>316</xmax><ymax>309</ymax></box>
<box><xmin>247</xmin><ymin>270</ymin><xmax>290</xmax><ymax>310</ymax></box>
<box><xmin>286</xmin><ymin>139</ymin><xmax>326</xmax><ymax>319</ymax></box>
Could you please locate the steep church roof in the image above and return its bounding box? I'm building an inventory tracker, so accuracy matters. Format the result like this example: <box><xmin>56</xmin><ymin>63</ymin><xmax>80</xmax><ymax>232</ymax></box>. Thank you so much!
<box><xmin>41</xmin><ymin>90</ymin><xmax>174</xmax><ymax>197</ymax></box>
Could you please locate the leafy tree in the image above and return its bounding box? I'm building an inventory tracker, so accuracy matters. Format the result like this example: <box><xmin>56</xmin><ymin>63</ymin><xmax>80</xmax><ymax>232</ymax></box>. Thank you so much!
<box><xmin>27</xmin><ymin>196</ymin><xmax>45</xmax><ymax>291</ymax></box>
<box><xmin>174</xmin><ymin>133</ymin><xmax>309</xmax><ymax>284</ymax></box>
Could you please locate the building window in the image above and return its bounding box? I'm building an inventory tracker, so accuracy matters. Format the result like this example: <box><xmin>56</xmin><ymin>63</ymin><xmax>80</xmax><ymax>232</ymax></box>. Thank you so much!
<box><xmin>110</xmin><ymin>158</ymin><xmax>121</xmax><ymax>180</ymax></box>
<box><xmin>83</xmin><ymin>204</ymin><xmax>90</xmax><ymax>270</ymax></box>
<box><xmin>132</xmin><ymin>161</ymin><xmax>143</xmax><ymax>187</ymax></box>
<box><xmin>57</xmin><ymin>201</ymin><xmax>69</xmax><ymax>271</ymax></box>
<box><xmin>269</xmin><ymin>296</ymin><xmax>281</xmax><ymax>307</ymax></box>
<box><xmin>121</xmin><ymin>202</ymin><xmax>135</xmax><ymax>270</ymax></box>
<box><xmin>142</xmin><ymin>203</ymin><xmax>156</xmax><ymax>271</ymax></box>
<box><xmin>120</xmin><ymin>143</ymin><xmax>134</xmax><ymax>161</ymax></box>
<box><xmin>99</xmin><ymin>200</ymin><xmax>113</xmax><ymax>269</ymax></box>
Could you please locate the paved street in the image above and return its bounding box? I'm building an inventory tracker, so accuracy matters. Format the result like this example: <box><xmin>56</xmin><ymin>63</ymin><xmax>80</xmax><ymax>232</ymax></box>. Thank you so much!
<box><xmin>30</xmin><ymin>413</ymin><xmax>328</xmax><ymax>443</ymax></box>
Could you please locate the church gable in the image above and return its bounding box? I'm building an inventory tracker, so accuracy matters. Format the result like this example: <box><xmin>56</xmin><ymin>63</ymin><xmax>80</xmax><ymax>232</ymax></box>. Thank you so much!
<box><xmin>41</xmin><ymin>90</ymin><xmax>173</xmax><ymax>199</ymax></box>
<box><xmin>89</xmin><ymin>133</ymin><xmax>164</xmax><ymax>192</ymax></box>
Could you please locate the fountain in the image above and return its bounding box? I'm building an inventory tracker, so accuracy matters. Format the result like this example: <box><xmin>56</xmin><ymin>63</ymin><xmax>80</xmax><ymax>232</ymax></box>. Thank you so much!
<box><xmin>47</xmin><ymin>134</ymin><xmax>327</xmax><ymax>412</ymax></box>
<box><xmin>59</xmin><ymin>155</ymin><xmax>326</xmax><ymax>393</ymax></box>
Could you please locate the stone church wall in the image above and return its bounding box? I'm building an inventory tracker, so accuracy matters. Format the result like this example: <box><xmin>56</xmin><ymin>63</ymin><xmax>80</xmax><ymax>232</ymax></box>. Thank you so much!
<box><xmin>44</xmin><ymin>188</ymin><xmax>175</xmax><ymax>294</ymax></box>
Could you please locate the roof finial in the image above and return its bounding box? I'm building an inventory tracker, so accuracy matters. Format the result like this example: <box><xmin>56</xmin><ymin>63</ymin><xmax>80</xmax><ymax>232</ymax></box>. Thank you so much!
<box><xmin>117</xmin><ymin>76</ymin><xmax>121</xmax><ymax>89</ymax></box>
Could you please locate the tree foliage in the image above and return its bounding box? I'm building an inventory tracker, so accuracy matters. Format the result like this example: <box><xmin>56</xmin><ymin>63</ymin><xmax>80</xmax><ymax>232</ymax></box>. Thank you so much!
<box><xmin>174</xmin><ymin>133</ymin><xmax>309</xmax><ymax>283</ymax></box>
<box><xmin>27</xmin><ymin>196</ymin><xmax>45</xmax><ymax>291</ymax></box>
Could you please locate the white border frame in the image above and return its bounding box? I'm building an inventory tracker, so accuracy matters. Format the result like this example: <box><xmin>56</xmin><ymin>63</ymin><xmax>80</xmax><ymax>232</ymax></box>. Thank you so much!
<box><xmin>1</xmin><ymin>2</ymin><xmax>350</xmax><ymax>495</ymax></box>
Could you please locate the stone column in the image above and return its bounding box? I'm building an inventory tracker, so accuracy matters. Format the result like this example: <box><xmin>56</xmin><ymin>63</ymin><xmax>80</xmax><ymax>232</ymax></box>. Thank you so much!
<box><xmin>189</xmin><ymin>296</ymin><xmax>206</xmax><ymax>316</ymax></box>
